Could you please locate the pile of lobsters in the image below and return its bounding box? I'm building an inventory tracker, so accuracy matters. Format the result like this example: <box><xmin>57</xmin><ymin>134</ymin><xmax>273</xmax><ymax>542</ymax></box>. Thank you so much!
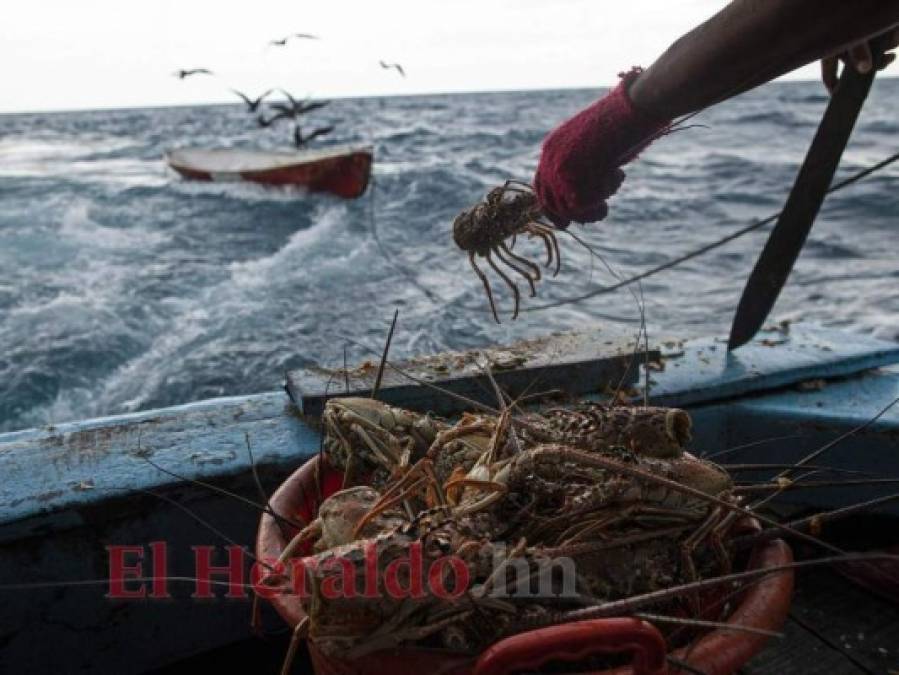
<box><xmin>268</xmin><ymin>396</ymin><xmax>739</xmax><ymax>660</ymax></box>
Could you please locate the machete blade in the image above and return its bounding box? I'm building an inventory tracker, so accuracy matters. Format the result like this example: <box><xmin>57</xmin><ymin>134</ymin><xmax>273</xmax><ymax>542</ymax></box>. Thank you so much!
<box><xmin>727</xmin><ymin>58</ymin><xmax>879</xmax><ymax>351</ymax></box>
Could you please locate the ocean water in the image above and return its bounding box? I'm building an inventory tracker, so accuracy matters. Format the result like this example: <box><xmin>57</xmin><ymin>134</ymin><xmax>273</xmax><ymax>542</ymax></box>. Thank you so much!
<box><xmin>2</xmin><ymin>80</ymin><xmax>898</xmax><ymax>433</ymax></box>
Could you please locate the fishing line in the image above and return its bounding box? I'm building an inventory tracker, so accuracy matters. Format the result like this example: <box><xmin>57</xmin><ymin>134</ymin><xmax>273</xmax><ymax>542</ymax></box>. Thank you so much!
<box><xmin>515</xmin><ymin>148</ymin><xmax>899</xmax><ymax>313</ymax></box>
<box><xmin>366</xmin><ymin>129</ymin><xmax>443</xmax><ymax>304</ymax></box>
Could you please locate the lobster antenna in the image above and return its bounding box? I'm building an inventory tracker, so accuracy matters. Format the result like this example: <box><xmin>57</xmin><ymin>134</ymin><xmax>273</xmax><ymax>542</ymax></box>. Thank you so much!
<box><xmin>368</xmin><ymin>175</ymin><xmax>443</xmax><ymax>304</ymax></box>
<box><xmin>634</xmin><ymin>612</ymin><xmax>782</xmax><ymax>638</ymax></box>
<box><xmin>335</xmin><ymin>332</ymin><xmax>498</xmax><ymax>414</ymax></box>
<box><xmin>748</xmin><ymin>394</ymin><xmax>899</xmax><ymax>511</ymax></box>
<box><xmin>723</xmin><ymin>462</ymin><xmax>870</xmax><ymax>476</ymax></box>
<box><xmin>316</xmin><ymin>368</ymin><xmax>341</xmax><ymax>500</ymax></box>
<box><xmin>703</xmin><ymin>433</ymin><xmax>805</xmax><ymax>460</ymax></box>
<box><xmin>244</xmin><ymin>431</ymin><xmax>288</xmax><ymax>542</ymax></box>
<box><xmin>544</xmin><ymin>552</ymin><xmax>899</xmax><ymax>628</ymax></box>
<box><xmin>343</xmin><ymin>344</ymin><xmax>350</xmax><ymax>394</ymax></box>
<box><xmin>372</xmin><ymin>308</ymin><xmax>399</xmax><ymax>399</ymax></box>
<box><xmin>733</xmin><ymin>492</ymin><xmax>899</xmax><ymax>550</ymax></box>
<box><xmin>557</xmin><ymin>226</ymin><xmax>648</xmax><ymax>405</ymax></box>
<box><xmin>134</xmin><ymin>427</ymin><xmax>305</xmax><ymax>531</ymax></box>
<box><xmin>87</xmin><ymin>479</ymin><xmax>280</xmax><ymax>575</ymax></box>
<box><xmin>735</xmin><ymin>477</ymin><xmax>899</xmax><ymax>493</ymax></box>
<box><xmin>638</xmin><ymin>280</ymin><xmax>650</xmax><ymax>406</ymax></box>
<box><xmin>611</xmin><ymin>319</ymin><xmax>645</xmax><ymax>404</ymax></box>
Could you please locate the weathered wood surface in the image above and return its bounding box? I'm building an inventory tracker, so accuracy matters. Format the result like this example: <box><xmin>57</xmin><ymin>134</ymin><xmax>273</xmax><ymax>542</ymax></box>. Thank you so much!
<box><xmin>0</xmin><ymin>393</ymin><xmax>313</xmax><ymax>538</ymax></box>
<box><xmin>741</xmin><ymin>567</ymin><xmax>899</xmax><ymax>674</ymax></box>
<box><xmin>286</xmin><ymin>328</ymin><xmax>658</xmax><ymax>417</ymax></box>
<box><xmin>646</xmin><ymin>323</ymin><xmax>899</xmax><ymax>408</ymax></box>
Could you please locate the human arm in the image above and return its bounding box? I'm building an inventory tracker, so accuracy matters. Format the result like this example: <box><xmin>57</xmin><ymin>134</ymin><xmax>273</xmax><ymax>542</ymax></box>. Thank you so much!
<box><xmin>629</xmin><ymin>0</ymin><xmax>899</xmax><ymax>119</ymax></box>
<box><xmin>535</xmin><ymin>0</ymin><xmax>899</xmax><ymax>227</ymax></box>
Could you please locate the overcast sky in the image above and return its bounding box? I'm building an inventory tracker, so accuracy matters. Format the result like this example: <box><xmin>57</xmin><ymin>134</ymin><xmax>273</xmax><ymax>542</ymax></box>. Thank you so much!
<box><xmin>3</xmin><ymin>0</ymin><xmax>895</xmax><ymax>113</ymax></box>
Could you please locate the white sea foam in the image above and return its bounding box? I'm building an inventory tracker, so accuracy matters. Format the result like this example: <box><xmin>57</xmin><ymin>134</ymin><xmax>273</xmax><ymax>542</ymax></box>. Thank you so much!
<box><xmin>58</xmin><ymin>200</ymin><xmax>171</xmax><ymax>250</ymax></box>
<box><xmin>168</xmin><ymin>177</ymin><xmax>314</xmax><ymax>203</ymax></box>
<box><xmin>0</xmin><ymin>135</ymin><xmax>140</xmax><ymax>178</ymax></box>
<box><xmin>227</xmin><ymin>203</ymin><xmax>367</xmax><ymax>287</ymax></box>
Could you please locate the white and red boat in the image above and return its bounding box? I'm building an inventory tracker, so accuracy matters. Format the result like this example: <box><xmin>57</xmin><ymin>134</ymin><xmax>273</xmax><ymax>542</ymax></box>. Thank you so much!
<box><xmin>165</xmin><ymin>144</ymin><xmax>373</xmax><ymax>198</ymax></box>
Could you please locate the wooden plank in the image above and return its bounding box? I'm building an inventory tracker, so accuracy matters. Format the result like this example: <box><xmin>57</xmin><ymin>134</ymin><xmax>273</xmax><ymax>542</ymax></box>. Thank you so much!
<box><xmin>646</xmin><ymin>324</ymin><xmax>899</xmax><ymax>408</ymax></box>
<box><xmin>744</xmin><ymin>566</ymin><xmax>899</xmax><ymax>674</ymax></box>
<box><xmin>740</xmin><ymin>617</ymin><xmax>868</xmax><ymax>674</ymax></box>
<box><xmin>0</xmin><ymin>392</ymin><xmax>316</xmax><ymax>535</ymax></box>
<box><xmin>286</xmin><ymin>328</ymin><xmax>657</xmax><ymax>417</ymax></box>
<box><xmin>788</xmin><ymin>567</ymin><xmax>899</xmax><ymax>673</ymax></box>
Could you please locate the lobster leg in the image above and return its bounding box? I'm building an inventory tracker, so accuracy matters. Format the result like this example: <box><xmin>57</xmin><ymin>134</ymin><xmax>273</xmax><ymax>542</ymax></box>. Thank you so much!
<box><xmin>500</xmin><ymin>241</ymin><xmax>541</xmax><ymax>282</ymax></box>
<box><xmin>351</xmin><ymin>424</ymin><xmax>400</xmax><ymax>470</ymax></box>
<box><xmin>469</xmin><ymin>251</ymin><xmax>500</xmax><ymax>323</ymax></box>
<box><xmin>486</xmin><ymin>250</ymin><xmax>521</xmax><ymax>320</ymax></box>
<box><xmin>526</xmin><ymin>224</ymin><xmax>555</xmax><ymax>269</ymax></box>
<box><xmin>530</xmin><ymin>223</ymin><xmax>562</xmax><ymax>276</ymax></box>
<box><xmin>421</xmin><ymin>459</ymin><xmax>449</xmax><ymax>508</ymax></box>
<box><xmin>555</xmin><ymin>510</ymin><xmax>630</xmax><ymax>547</ymax></box>
<box><xmin>277</xmin><ymin>520</ymin><xmax>323</xmax><ymax>565</ymax></box>
<box><xmin>503</xmin><ymin>178</ymin><xmax>536</xmax><ymax>192</ymax></box>
<box><xmin>678</xmin><ymin>506</ymin><xmax>727</xmax><ymax>615</ymax></box>
<box><xmin>426</xmin><ymin>419</ymin><xmax>497</xmax><ymax>460</ymax></box>
<box><xmin>452</xmin><ymin>480</ymin><xmax>510</xmax><ymax>515</ymax></box>
<box><xmin>353</xmin><ymin>457</ymin><xmax>447</xmax><ymax>537</ymax></box>
<box><xmin>352</xmin><ymin>475</ymin><xmax>430</xmax><ymax>538</ymax></box>
<box><xmin>494</xmin><ymin>245</ymin><xmax>537</xmax><ymax>297</ymax></box>
<box><xmin>280</xmin><ymin>617</ymin><xmax>309</xmax><ymax>675</ymax></box>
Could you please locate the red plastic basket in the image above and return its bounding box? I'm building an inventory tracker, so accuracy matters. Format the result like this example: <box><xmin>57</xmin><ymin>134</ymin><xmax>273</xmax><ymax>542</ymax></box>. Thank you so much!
<box><xmin>256</xmin><ymin>455</ymin><xmax>794</xmax><ymax>675</ymax></box>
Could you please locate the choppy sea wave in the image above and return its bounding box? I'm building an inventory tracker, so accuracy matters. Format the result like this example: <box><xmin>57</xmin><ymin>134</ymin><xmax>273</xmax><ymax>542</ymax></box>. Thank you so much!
<box><xmin>2</xmin><ymin>80</ymin><xmax>898</xmax><ymax>432</ymax></box>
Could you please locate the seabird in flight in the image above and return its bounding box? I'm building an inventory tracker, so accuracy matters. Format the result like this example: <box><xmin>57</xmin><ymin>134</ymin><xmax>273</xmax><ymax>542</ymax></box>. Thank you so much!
<box><xmin>296</xmin><ymin>99</ymin><xmax>330</xmax><ymax>114</ymax></box>
<box><xmin>256</xmin><ymin>110</ymin><xmax>292</xmax><ymax>128</ymax></box>
<box><xmin>293</xmin><ymin>123</ymin><xmax>334</xmax><ymax>148</ymax></box>
<box><xmin>270</xmin><ymin>33</ymin><xmax>319</xmax><ymax>46</ymax></box>
<box><xmin>173</xmin><ymin>68</ymin><xmax>213</xmax><ymax>79</ymax></box>
<box><xmin>231</xmin><ymin>89</ymin><xmax>273</xmax><ymax>113</ymax></box>
<box><xmin>271</xmin><ymin>90</ymin><xmax>330</xmax><ymax>117</ymax></box>
<box><xmin>379</xmin><ymin>61</ymin><xmax>406</xmax><ymax>77</ymax></box>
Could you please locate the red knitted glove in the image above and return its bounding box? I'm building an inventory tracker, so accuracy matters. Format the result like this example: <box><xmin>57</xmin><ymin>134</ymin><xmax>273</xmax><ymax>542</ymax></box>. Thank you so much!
<box><xmin>534</xmin><ymin>68</ymin><xmax>671</xmax><ymax>227</ymax></box>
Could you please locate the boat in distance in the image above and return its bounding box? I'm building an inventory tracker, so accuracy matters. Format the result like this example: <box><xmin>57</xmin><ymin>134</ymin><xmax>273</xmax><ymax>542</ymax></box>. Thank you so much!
<box><xmin>165</xmin><ymin>144</ymin><xmax>373</xmax><ymax>198</ymax></box>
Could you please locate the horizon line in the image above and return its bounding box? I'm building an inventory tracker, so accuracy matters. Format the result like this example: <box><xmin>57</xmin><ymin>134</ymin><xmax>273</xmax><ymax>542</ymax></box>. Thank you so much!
<box><xmin>3</xmin><ymin>75</ymin><xmax>896</xmax><ymax>116</ymax></box>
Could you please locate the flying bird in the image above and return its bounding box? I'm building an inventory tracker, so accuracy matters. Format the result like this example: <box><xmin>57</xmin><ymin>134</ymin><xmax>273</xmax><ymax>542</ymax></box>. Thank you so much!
<box><xmin>173</xmin><ymin>68</ymin><xmax>213</xmax><ymax>79</ymax></box>
<box><xmin>296</xmin><ymin>99</ymin><xmax>330</xmax><ymax>114</ymax></box>
<box><xmin>270</xmin><ymin>89</ymin><xmax>303</xmax><ymax>116</ymax></box>
<box><xmin>293</xmin><ymin>123</ymin><xmax>334</xmax><ymax>149</ymax></box>
<box><xmin>379</xmin><ymin>60</ymin><xmax>406</xmax><ymax>77</ymax></box>
<box><xmin>256</xmin><ymin>110</ymin><xmax>292</xmax><ymax>128</ymax></box>
<box><xmin>270</xmin><ymin>33</ymin><xmax>319</xmax><ymax>46</ymax></box>
<box><xmin>231</xmin><ymin>89</ymin><xmax>273</xmax><ymax>113</ymax></box>
<box><xmin>270</xmin><ymin>90</ymin><xmax>330</xmax><ymax>117</ymax></box>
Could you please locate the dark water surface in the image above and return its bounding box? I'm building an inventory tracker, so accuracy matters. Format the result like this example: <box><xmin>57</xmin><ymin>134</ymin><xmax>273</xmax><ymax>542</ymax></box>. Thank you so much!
<box><xmin>2</xmin><ymin>80</ymin><xmax>898</xmax><ymax>433</ymax></box>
